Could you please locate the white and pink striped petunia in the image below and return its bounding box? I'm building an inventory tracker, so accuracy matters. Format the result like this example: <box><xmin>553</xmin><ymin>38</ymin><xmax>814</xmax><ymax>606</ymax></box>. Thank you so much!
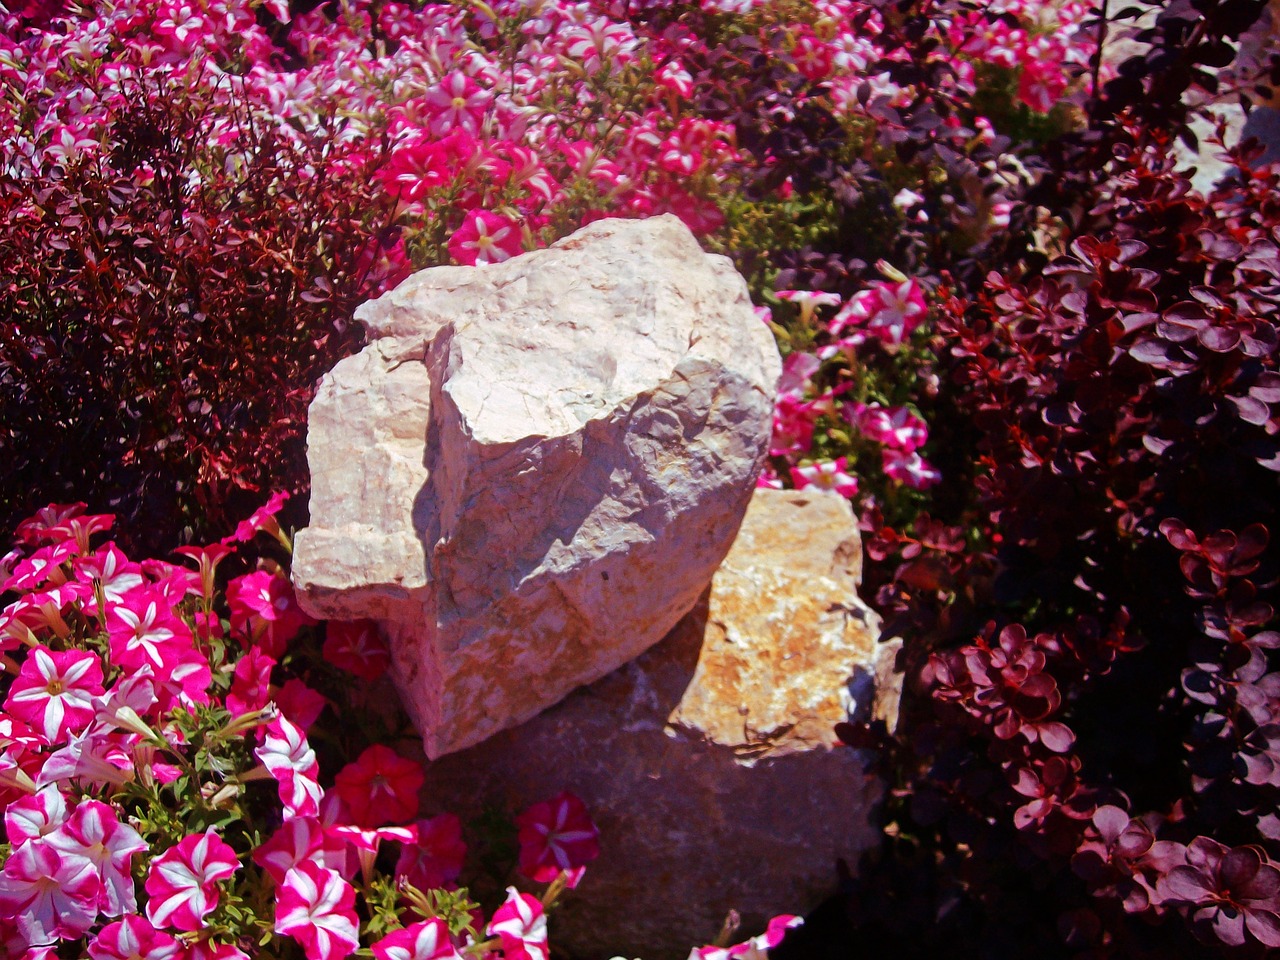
<box><xmin>371</xmin><ymin>918</ymin><xmax>463</xmax><ymax>960</ymax></box>
<box><xmin>144</xmin><ymin>830</ymin><xmax>240</xmax><ymax>931</ymax></box>
<box><xmin>487</xmin><ymin>887</ymin><xmax>548</xmax><ymax>960</ymax></box>
<box><xmin>274</xmin><ymin>860</ymin><xmax>360</xmax><ymax>960</ymax></box>
<box><xmin>4</xmin><ymin>646</ymin><xmax>105</xmax><ymax>745</ymax></box>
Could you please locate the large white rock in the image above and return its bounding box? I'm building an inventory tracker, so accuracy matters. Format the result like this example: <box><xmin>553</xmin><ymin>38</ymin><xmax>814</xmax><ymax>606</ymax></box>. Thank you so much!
<box><xmin>293</xmin><ymin>215</ymin><xmax>781</xmax><ymax>758</ymax></box>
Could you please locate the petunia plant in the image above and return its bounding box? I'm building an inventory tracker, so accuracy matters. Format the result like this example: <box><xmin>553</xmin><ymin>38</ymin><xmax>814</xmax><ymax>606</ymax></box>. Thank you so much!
<box><xmin>0</xmin><ymin>497</ymin><xmax>800</xmax><ymax>960</ymax></box>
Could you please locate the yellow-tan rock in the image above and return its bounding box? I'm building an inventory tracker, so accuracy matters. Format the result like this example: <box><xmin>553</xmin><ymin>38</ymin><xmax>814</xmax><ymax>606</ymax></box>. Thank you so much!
<box><xmin>421</xmin><ymin>488</ymin><xmax>892</xmax><ymax>960</ymax></box>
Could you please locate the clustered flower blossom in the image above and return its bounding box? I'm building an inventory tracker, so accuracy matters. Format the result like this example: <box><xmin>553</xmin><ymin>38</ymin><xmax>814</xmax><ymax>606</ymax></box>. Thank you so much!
<box><xmin>766</xmin><ymin>272</ymin><xmax>942</xmax><ymax>500</ymax></box>
<box><xmin>0</xmin><ymin>499</ymin><xmax>800</xmax><ymax>959</ymax></box>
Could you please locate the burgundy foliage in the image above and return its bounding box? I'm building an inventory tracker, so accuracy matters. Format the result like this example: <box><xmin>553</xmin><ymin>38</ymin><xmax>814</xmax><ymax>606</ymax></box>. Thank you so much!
<box><xmin>0</xmin><ymin>76</ymin><xmax>399</xmax><ymax>554</ymax></box>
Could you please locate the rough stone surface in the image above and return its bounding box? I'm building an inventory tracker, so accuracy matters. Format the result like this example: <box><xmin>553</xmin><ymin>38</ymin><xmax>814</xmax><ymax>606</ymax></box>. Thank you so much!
<box><xmin>421</xmin><ymin>489</ymin><xmax>890</xmax><ymax>960</ymax></box>
<box><xmin>292</xmin><ymin>215</ymin><xmax>780</xmax><ymax>758</ymax></box>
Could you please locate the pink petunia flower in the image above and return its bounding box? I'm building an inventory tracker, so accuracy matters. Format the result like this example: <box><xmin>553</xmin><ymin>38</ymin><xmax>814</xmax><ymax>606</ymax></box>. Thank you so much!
<box><xmin>371</xmin><ymin>918</ymin><xmax>463</xmax><ymax>960</ymax></box>
<box><xmin>447</xmin><ymin>211</ymin><xmax>523</xmax><ymax>266</ymax></box>
<box><xmin>47</xmin><ymin>799</ymin><xmax>148</xmax><ymax>917</ymax></box>
<box><xmin>106</xmin><ymin>588</ymin><xmax>195</xmax><ymax>674</ymax></box>
<box><xmin>144</xmin><ymin>830</ymin><xmax>241</xmax><ymax>931</ymax></box>
<box><xmin>486</xmin><ymin>887</ymin><xmax>548</xmax><ymax>960</ymax></box>
<box><xmin>225</xmin><ymin>648</ymin><xmax>276</xmax><ymax>718</ymax></box>
<box><xmin>253</xmin><ymin>817</ymin><xmax>346</xmax><ymax>884</ymax></box>
<box><xmin>882</xmin><ymin>448</ymin><xmax>942</xmax><ymax>490</ymax></box>
<box><xmin>88</xmin><ymin>915</ymin><xmax>181</xmax><ymax>960</ymax></box>
<box><xmin>791</xmin><ymin>457</ymin><xmax>860</xmax><ymax>498</ymax></box>
<box><xmin>4</xmin><ymin>646</ymin><xmax>105</xmax><ymax>745</ymax></box>
<box><xmin>854</xmin><ymin>403</ymin><xmax>928</xmax><ymax>452</ymax></box>
<box><xmin>75</xmin><ymin>542</ymin><xmax>145</xmax><ymax>609</ymax></box>
<box><xmin>173</xmin><ymin>543</ymin><xmax>234</xmax><ymax>603</ymax></box>
<box><xmin>0</xmin><ymin>839</ymin><xmax>100</xmax><ymax>945</ymax></box>
<box><xmin>14</xmin><ymin>504</ymin><xmax>86</xmax><ymax>546</ymax></box>
<box><xmin>421</xmin><ymin>71</ymin><xmax>492</xmax><ymax>136</ymax></box>
<box><xmin>274</xmin><ymin>678</ymin><xmax>327</xmax><ymax>733</ymax></box>
<box><xmin>274</xmin><ymin>860</ymin><xmax>360</xmax><ymax>960</ymax></box>
<box><xmin>255</xmin><ymin>712</ymin><xmax>324</xmax><ymax>819</ymax></box>
<box><xmin>322</xmin><ymin>621</ymin><xmax>390</xmax><ymax>681</ymax></box>
<box><xmin>225</xmin><ymin>492</ymin><xmax>289</xmax><ymax>546</ymax></box>
<box><xmin>394</xmin><ymin>813</ymin><xmax>467</xmax><ymax>891</ymax></box>
<box><xmin>334</xmin><ymin>744</ymin><xmax>423</xmax><ymax>828</ymax></box>
<box><xmin>226</xmin><ymin>571</ymin><xmax>312</xmax><ymax>657</ymax></box>
<box><xmin>4</xmin><ymin>785</ymin><xmax>69</xmax><ymax>849</ymax></box>
<box><xmin>515</xmin><ymin>791</ymin><xmax>600</xmax><ymax>884</ymax></box>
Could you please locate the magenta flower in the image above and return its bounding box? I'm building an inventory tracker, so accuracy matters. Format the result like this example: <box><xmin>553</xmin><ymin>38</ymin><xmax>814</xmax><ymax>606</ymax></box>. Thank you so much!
<box><xmin>422</xmin><ymin>71</ymin><xmax>492</xmax><ymax>136</ymax></box>
<box><xmin>14</xmin><ymin>503</ymin><xmax>87</xmax><ymax>546</ymax></box>
<box><xmin>88</xmin><ymin>916</ymin><xmax>180</xmax><ymax>960</ymax></box>
<box><xmin>855</xmin><ymin>404</ymin><xmax>928</xmax><ymax>452</ymax></box>
<box><xmin>487</xmin><ymin>887</ymin><xmax>548</xmax><ymax>960</ymax></box>
<box><xmin>74</xmin><ymin>542</ymin><xmax>145</xmax><ymax>608</ymax></box>
<box><xmin>274</xmin><ymin>860</ymin><xmax>360</xmax><ymax>960</ymax></box>
<box><xmin>275</xmin><ymin>678</ymin><xmax>327</xmax><ymax>732</ymax></box>
<box><xmin>882</xmin><ymin>448</ymin><xmax>942</xmax><ymax>490</ymax></box>
<box><xmin>144</xmin><ymin>830</ymin><xmax>241</xmax><ymax>931</ymax></box>
<box><xmin>106</xmin><ymin>588</ymin><xmax>194</xmax><ymax>674</ymax></box>
<box><xmin>225</xmin><ymin>491</ymin><xmax>289</xmax><ymax>545</ymax></box>
<box><xmin>371</xmin><ymin>919</ymin><xmax>463</xmax><ymax>960</ymax></box>
<box><xmin>322</xmin><ymin>620</ymin><xmax>390</xmax><ymax>682</ymax></box>
<box><xmin>447</xmin><ymin>210</ymin><xmax>523</xmax><ymax>266</ymax></box>
<box><xmin>5</xmin><ymin>646</ymin><xmax>105</xmax><ymax>744</ymax></box>
<box><xmin>334</xmin><ymin>744</ymin><xmax>423</xmax><ymax>828</ymax></box>
<box><xmin>47</xmin><ymin>799</ymin><xmax>148</xmax><ymax>917</ymax></box>
<box><xmin>515</xmin><ymin>791</ymin><xmax>600</xmax><ymax>883</ymax></box>
<box><xmin>4</xmin><ymin>784</ymin><xmax>69</xmax><ymax>848</ymax></box>
<box><xmin>172</xmin><ymin>542</ymin><xmax>234</xmax><ymax>603</ymax></box>
<box><xmin>863</xmin><ymin>279</ymin><xmax>928</xmax><ymax>346</ymax></box>
<box><xmin>225</xmin><ymin>647</ymin><xmax>277</xmax><ymax>717</ymax></box>
<box><xmin>791</xmin><ymin>457</ymin><xmax>860</xmax><ymax>498</ymax></box>
<box><xmin>253</xmin><ymin>818</ymin><xmax>345</xmax><ymax>884</ymax></box>
<box><xmin>227</xmin><ymin>571</ymin><xmax>312</xmax><ymax>657</ymax></box>
<box><xmin>0</xmin><ymin>839</ymin><xmax>100</xmax><ymax>945</ymax></box>
<box><xmin>394</xmin><ymin>814</ymin><xmax>467</xmax><ymax>891</ymax></box>
<box><xmin>255</xmin><ymin>713</ymin><xmax>324</xmax><ymax>819</ymax></box>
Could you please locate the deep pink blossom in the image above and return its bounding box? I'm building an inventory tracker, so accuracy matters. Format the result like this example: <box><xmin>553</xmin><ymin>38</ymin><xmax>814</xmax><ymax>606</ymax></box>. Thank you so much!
<box><xmin>394</xmin><ymin>814</ymin><xmax>467</xmax><ymax>891</ymax></box>
<box><xmin>882</xmin><ymin>448</ymin><xmax>942</xmax><ymax>490</ymax></box>
<box><xmin>448</xmin><ymin>210</ymin><xmax>523</xmax><ymax>266</ymax></box>
<box><xmin>275</xmin><ymin>678</ymin><xmax>327</xmax><ymax>732</ymax></box>
<box><xmin>5</xmin><ymin>785</ymin><xmax>69</xmax><ymax>848</ymax></box>
<box><xmin>791</xmin><ymin>457</ymin><xmax>860</xmax><ymax>498</ymax></box>
<box><xmin>106</xmin><ymin>588</ymin><xmax>194</xmax><ymax>674</ymax></box>
<box><xmin>371</xmin><ymin>919</ymin><xmax>463</xmax><ymax>960</ymax></box>
<box><xmin>75</xmin><ymin>542</ymin><xmax>144</xmax><ymax>608</ymax></box>
<box><xmin>14</xmin><ymin>504</ymin><xmax>86</xmax><ymax>546</ymax></box>
<box><xmin>274</xmin><ymin>860</ymin><xmax>360</xmax><ymax>960</ymax></box>
<box><xmin>88</xmin><ymin>915</ymin><xmax>181</xmax><ymax>960</ymax></box>
<box><xmin>253</xmin><ymin>818</ymin><xmax>345</xmax><ymax>884</ymax></box>
<box><xmin>226</xmin><ymin>647</ymin><xmax>276</xmax><ymax>717</ymax></box>
<box><xmin>47</xmin><ymin>798</ymin><xmax>148</xmax><ymax>917</ymax></box>
<box><xmin>515</xmin><ymin>791</ymin><xmax>600</xmax><ymax>883</ymax></box>
<box><xmin>227</xmin><ymin>571</ymin><xmax>312</xmax><ymax>657</ymax></box>
<box><xmin>322</xmin><ymin>620</ymin><xmax>390</xmax><ymax>681</ymax></box>
<box><xmin>487</xmin><ymin>887</ymin><xmax>548</xmax><ymax>960</ymax></box>
<box><xmin>0</xmin><ymin>839</ymin><xmax>100</xmax><ymax>945</ymax></box>
<box><xmin>255</xmin><ymin>712</ymin><xmax>323</xmax><ymax>819</ymax></box>
<box><xmin>334</xmin><ymin>744</ymin><xmax>423</xmax><ymax>828</ymax></box>
<box><xmin>5</xmin><ymin>646</ymin><xmax>105</xmax><ymax>744</ymax></box>
<box><xmin>144</xmin><ymin>830</ymin><xmax>241</xmax><ymax>931</ymax></box>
